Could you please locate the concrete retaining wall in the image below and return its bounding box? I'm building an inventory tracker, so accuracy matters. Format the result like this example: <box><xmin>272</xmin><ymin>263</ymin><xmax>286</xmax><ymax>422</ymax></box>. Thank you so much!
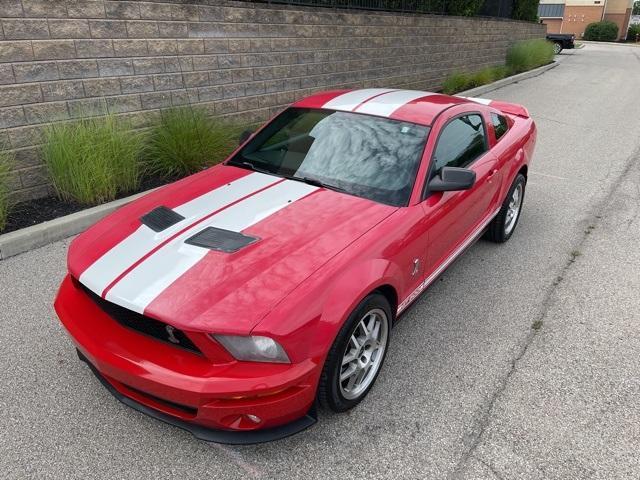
<box><xmin>0</xmin><ymin>0</ymin><xmax>545</xmax><ymax>202</ymax></box>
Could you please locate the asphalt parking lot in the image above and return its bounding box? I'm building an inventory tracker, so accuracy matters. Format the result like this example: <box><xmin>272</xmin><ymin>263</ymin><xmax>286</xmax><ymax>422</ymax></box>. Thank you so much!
<box><xmin>1</xmin><ymin>43</ymin><xmax>639</xmax><ymax>479</ymax></box>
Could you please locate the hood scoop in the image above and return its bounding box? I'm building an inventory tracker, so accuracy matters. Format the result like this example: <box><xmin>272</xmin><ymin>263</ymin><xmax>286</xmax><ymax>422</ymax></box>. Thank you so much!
<box><xmin>140</xmin><ymin>206</ymin><xmax>185</xmax><ymax>232</ymax></box>
<box><xmin>185</xmin><ymin>227</ymin><xmax>259</xmax><ymax>253</ymax></box>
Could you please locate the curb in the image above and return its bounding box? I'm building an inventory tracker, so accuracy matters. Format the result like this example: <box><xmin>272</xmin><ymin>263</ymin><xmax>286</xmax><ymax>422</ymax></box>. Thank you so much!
<box><xmin>0</xmin><ymin>188</ymin><xmax>157</xmax><ymax>260</ymax></box>
<box><xmin>459</xmin><ymin>61</ymin><xmax>558</xmax><ymax>97</ymax></box>
<box><xmin>579</xmin><ymin>40</ymin><xmax>639</xmax><ymax>47</ymax></box>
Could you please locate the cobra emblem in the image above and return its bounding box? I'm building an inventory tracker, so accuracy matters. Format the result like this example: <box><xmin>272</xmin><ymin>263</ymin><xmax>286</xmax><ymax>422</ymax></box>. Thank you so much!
<box><xmin>165</xmin><ymin>325</ymin><xmax>180</xmax><ymax>344</ymax></box>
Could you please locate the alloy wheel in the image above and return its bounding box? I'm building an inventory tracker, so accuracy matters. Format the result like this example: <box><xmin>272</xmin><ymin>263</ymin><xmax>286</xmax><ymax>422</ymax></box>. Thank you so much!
<box><xmin>339</xmin><ymin>308</ymin><xmax>389</xmax><ymax>400</ymax></box>
<box><xmin>504</xmin><ymin>183</ymin><xmax>523</xmax><ymax>236</ymax></box>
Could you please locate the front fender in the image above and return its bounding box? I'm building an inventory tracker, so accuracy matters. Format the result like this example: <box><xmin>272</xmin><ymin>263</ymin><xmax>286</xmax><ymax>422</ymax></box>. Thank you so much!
<box><xmin>252</xmin><ymin>257</ymin><xmax>404</xmax><ymax>364</ymax></box>
<box><xmin>319</xmin><ymin>258</ymin><xmax>403</xmax><ymax>332</ymax></box>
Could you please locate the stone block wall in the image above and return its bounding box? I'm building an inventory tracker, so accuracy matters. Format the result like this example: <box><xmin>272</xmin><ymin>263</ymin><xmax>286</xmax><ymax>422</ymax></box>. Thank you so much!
<box><xmin>0</xmin><ymin>0</ymin><xmax>545</xmax><ymax>202</ymax></box>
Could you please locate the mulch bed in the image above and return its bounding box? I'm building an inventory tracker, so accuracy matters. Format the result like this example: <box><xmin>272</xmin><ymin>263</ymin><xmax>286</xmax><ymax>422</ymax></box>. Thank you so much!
<box><xmin>2</xmin><ymin>176</ymin><xmax>171</xmax><ymax>235</ymax></box>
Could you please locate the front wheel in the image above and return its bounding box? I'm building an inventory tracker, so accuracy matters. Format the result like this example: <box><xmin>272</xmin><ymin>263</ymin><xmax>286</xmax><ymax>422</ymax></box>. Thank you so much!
<box><xmin>317</xmin><ymin>293</ymin><xmax>391</xmax><ymax>412</ymax></box>
<box><xmin>485</xmin><ymin>173</ymin><xmax>526</xmax><ymax>243</ymax></box>
<box><xmin>553</xmin><ymin>42</ymin><xmax>563</xmax><ymax>55</ymax></box>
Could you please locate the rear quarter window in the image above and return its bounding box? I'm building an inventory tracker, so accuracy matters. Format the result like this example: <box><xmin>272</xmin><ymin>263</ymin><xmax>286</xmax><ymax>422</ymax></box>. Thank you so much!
<box><xmin>491</xmin><ymin>113</ymin><xmax>509</xmax><ymax>141</ymax></box>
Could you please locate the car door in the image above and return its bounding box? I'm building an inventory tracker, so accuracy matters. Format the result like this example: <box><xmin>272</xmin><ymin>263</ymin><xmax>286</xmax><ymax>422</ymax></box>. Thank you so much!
<box><xmin>420</xmin><ymin>111</ymin><xmax>501</xmax><ymax>274</ymax></box>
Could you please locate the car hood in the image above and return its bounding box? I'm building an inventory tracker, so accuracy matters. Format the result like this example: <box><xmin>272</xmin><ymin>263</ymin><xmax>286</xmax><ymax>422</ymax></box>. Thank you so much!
<box><xmin>69</xmin><ymin>165</ymin><xmax>396</xmax><ymax>334</ymax></box>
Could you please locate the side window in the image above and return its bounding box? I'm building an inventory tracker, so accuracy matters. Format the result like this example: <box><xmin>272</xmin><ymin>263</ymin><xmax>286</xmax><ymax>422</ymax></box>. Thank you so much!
<box><xmin>491</xmin><ymin>113</ymin><xmax>509</xmax><ymax>140</ymax></box>
<box><xmin>433</xmin><ymin>114</ymin><xmax>487</xmax><ymax>172</ymax></box>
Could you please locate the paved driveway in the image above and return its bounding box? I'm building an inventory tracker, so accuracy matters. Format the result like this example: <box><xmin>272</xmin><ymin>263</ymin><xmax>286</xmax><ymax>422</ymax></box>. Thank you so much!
<box><xmin>1</xmin><ymin>43</ymin><xmax>639</xmax><ymax>479</ymax></box>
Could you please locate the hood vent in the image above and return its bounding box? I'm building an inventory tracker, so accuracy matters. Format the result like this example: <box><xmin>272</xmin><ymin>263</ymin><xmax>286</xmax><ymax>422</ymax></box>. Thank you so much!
<box><xmin>140</xmin><ymin>206</ymin><xmax>185</xmax><ymax>232</ymax></box>
<box><xmin>185</xmin><ymin>227</ymin><xmax>259</xmax><ymax>253</ymax></box>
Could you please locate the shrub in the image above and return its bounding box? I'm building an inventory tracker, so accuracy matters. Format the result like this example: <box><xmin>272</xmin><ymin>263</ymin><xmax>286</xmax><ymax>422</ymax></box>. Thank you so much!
<box><xmin>446</xmin><ymin>0</ymin><xmax>484</xmax><ymax>16</ymax></box>
<box><xmin>512</xmin><ymin>0</ymin><xmax>539</xmax><ymax>21</ymax></box>
<box><xmin>442</xmin><ymin>65</ymin><xmax>511</xmax><ymax>94</ymax></box>
<box><xmin>0</xmin><ymin>152</ymin><xmax>12</xmax><ymax>231</ymax></box>
<box><xmin>474</xmin><ymin>65</ymin><xmax>510</xmax><ymax>84</ymax></box>
<box><xmin>506</xmin><ymin>39</ymin><xmax>554</xmax><ymax>73</ymax></box>
<box><xmin>584</xmin><ymin>21</ymin><xmax>619</xmax><ymax>41</ymax></box>
<box><xmin>442</xmin><ymin>72</ymin><xmax>473</xmax><ymax>95</ymax></box>
<box><xmin>145</xmin><ymin>107</ymin><xmax>242</xmax><ymax>179</ymax></box>
<box><xmin>627</xmin><ymin>23</ymin><xmax>640</xmax><ymax>42</ymax></box>
<box><xmin>42</xmin><ymin>115</ymin><xmax>143</xmax><ymax>205</ymax></box>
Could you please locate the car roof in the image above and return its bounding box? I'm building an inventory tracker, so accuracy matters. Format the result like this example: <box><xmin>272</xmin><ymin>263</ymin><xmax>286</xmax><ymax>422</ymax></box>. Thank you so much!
<box><xmin>292</xmin><ymin>88</ymin><xmax>478</xmax><ymax>126</ymax></box>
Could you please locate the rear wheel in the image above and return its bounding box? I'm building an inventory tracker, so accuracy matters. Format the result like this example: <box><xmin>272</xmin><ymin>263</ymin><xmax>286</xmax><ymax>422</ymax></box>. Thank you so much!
<box><xmin>317</xmin><ymin>293</ymin><xmax>391</xmax><ymax>412</ymax></box>
<box><xmin>553</xmin><ymin>42</ymin><xmax>563</xmax><ymax>55</ymax></box>
<box><xmin>485</xmin><ymin>173</ymin><xmax>526</xmax><ymax>243</ymax></box>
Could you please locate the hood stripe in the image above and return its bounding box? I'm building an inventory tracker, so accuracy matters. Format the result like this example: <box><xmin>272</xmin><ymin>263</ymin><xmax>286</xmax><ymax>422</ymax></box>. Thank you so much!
<box><xmin>322</xmin><ymin>88</ymin><xmax>395</xmax><ymax>112</ymax></box>
<box><xmin>100</xmin><ymin>177</ymin><xmax>286</xmax><ymax>299</ymax></box>
<box><xmin>105</xmin><ymin>180</ymin><xmax>319</xmax><ymax>314</ymax></box>
<box><xmin>79</xmin><ymin>172</ymin><xmax>277</xmax><ymax>297</ymax></box>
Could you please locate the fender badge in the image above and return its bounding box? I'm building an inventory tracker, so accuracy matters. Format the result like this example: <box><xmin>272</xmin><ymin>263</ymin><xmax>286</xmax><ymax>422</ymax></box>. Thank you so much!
<box><xmin>165</xmin><ymin>325</ymin><xmax>180</xmax><ymax>344</ymax></box>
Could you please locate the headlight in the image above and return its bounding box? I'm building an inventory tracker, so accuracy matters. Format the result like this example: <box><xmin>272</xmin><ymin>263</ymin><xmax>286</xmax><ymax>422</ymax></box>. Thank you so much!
<box><xmin>212</xmin><ymin>335</ymin><xmax>290</xmax><ymax>363</ymax></box>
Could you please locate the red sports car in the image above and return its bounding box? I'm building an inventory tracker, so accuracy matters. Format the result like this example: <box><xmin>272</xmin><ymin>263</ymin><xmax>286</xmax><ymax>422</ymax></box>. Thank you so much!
<box><xmin>55</xmin><ymin>89</ymin><xmax>536</xmax><ymax>444</ymax></box>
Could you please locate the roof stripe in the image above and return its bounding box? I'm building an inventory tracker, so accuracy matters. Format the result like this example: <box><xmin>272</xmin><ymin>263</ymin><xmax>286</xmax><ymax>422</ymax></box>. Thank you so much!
<box><xmin>352</xmin><ymin>89</ymin><xmax>398</xmax><ymax>111</ymax></box>
<box><xmin>322</xmin><ymin>88</ymin><xmax>394</xmax><ymax>112</ymax></box>
<box><xmin>355</xmin><ymin>90</ymin><xmax>436</xmax><ymax>117</ymax></box>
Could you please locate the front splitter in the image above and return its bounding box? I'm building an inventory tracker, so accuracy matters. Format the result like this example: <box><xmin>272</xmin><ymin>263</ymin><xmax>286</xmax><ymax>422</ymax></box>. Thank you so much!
<box><xmin>77</xmin><ymin>349</ymin><xmax>317</xmax><ymax>445</ymax></box>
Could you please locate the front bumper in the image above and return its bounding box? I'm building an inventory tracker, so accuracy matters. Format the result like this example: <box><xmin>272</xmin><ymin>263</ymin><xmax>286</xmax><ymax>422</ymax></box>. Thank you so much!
<box><xmin>55</xmin><ymin>274</ymin><xmax>319</xmax><ymax>444</ymax></box>
<box><xmin>77</xmin><ymin>349</ymin><xmax>317</xmax><ymax>444</ymax></box>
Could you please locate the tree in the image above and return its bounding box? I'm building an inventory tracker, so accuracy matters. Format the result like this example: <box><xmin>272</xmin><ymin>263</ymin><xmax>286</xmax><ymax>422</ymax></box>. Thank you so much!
<box><xmin>446</xmin><ymin>0</ymin><xmax>485</xmax><ymax>16</ymax></box>
<box><xmin>512</xmin><ymin>0</ymin><xmax>540</xmax><ymax>22</ymax></box>
<box><xmin>633</xmin><ymin>1</ymin><xmax>640</xmax><ymax>16</ymax></box>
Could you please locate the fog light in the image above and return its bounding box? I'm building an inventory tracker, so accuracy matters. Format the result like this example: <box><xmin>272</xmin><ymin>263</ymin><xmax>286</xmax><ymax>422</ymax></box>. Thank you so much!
<box><xmin>246</xmin><ymin>414</ymin><xmax>261</xmax><ymax>424</ymax></box>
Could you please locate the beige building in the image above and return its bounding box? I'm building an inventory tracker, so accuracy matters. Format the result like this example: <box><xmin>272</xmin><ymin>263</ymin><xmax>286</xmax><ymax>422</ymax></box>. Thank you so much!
<box><xmin>538</xmin><ymin>0</ymin><xmax>635</xmax><ymax>39</ymax></box>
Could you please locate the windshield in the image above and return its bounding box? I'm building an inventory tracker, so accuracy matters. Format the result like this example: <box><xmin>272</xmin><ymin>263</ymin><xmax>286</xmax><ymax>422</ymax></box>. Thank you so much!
<box><xmin>227</xmin><ymin>108</ymin><xmax>430</xmax><ymax>206</ymax></box>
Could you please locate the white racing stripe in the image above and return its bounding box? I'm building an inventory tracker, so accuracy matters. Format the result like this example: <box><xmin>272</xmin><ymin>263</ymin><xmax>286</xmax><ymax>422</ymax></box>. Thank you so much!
<box><xmin>322</xmin><ymin>88</ymin><xmax>395</xmax><ymax>112</ymax></box>
<box><xmin>354</xmin><ymin>90</ymin><xmax>434</xmax><ymax>117</ymax></box>
<box><xmin>106</xmin><ymin>180</ymin><xmax>319</xmax><ymax>313</ymax></box>
<box><xmin>79</xmin><ymin>172</ymin><xmax>276</xmax><ymax>297</ymax></box>
<box><xmin>459</xmin><ymin>96</ymin><xmax>492</xmax><ymax>106</ymax></box>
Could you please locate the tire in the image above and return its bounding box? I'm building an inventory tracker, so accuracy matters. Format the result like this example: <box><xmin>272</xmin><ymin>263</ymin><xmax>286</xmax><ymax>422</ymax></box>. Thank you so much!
<box><xmin>317</xmin><ymin>293</ymin><xmax>392</xmax><ymax>412</ymax></box>
<box><xmin>553</xmin><ymin>42</ymin><xmax>562</xmax><ymax>55</ymax></box>
<box><xmin>485</xmin><ymin>173</ymin><xmax>526</xmax><ymax>243</ymax></box>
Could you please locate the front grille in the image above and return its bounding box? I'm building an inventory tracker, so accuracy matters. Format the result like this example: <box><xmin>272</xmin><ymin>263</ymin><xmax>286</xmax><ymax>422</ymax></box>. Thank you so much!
<box><xmin>77</xmin><ymin>280</ymin><xmax>201</xmax><ymax>355</ymax></box>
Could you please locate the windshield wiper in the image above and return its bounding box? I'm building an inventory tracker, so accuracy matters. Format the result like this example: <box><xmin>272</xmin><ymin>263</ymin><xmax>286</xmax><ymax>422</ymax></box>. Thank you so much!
<box><xmin>228</xmin><ymin>161</ymin><xmax>347</xmax><ymax>194</ymax></box>
<box><xmin>227</xmin><ymin>160</ymin><xmax>275</xmax><ymax>175</ymax></box>
<box><xmin>290</xmin><ymin>176</ymin><xmax>347</xmax><ymax>194</ymax></box>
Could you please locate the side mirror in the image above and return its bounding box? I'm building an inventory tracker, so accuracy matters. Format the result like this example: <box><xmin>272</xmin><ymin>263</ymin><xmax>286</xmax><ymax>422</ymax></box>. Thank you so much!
<box><xmin>428</xmin><ymin>167</ymin><xmax>476</xmax><ymax>192</ymax></box>
<box><xmin>238</xmin><ymin>129</ymin><xmax>254</xmax><ymax>145</ymax></box>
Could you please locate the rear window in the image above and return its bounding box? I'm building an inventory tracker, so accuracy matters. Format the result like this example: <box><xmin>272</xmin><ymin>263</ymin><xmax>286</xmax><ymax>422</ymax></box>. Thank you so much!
<box><xmin>491</xmin><ymin>113</ymin><xmax>509</xmax><ymax>140</ymax></box>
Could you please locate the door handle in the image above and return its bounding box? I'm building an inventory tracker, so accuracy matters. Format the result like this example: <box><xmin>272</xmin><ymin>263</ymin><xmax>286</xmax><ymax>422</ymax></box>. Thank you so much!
<box><xmin>488</xmin><ymin>168</ymin><xmax>498</xmax><ymax>178</ymax></box>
